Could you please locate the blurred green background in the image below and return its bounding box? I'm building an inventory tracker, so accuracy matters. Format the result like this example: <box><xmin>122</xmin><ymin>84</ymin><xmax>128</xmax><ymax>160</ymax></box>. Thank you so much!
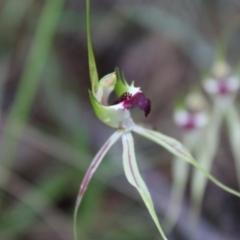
<box><xmin>1</xmin><ymin>0</ymin><xmax>240</xmax><ymax>239</ymax></box>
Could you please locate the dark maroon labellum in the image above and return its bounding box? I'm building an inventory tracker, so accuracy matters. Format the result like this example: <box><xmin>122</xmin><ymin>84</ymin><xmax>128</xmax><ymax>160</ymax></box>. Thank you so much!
<box><xmin>113</xmin><ymin>92</ymin><xmax>132</xmax><ymax>104</ymax></box>
<box><xmin>113</xmin><ymin>92</ymin><xmax>151</xmax><ymax>117</ymax></box>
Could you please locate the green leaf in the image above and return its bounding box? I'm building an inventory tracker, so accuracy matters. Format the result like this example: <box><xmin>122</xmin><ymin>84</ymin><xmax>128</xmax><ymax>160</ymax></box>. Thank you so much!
<box><xmin>73</xmin><ymin>130</ymin><xmax>122</xmax><ymax>240</ymax></box>
<box><xmin>0</xmin><ymin>0</ymin><xmax>65</xmax><ymax>185</ymax></box>
<box><xmin>122</xmin><ymin>132</ymin><xmax>167</xmax><ymax>240</ymax></box>
<box><xmin>86</xmin><ymin>0</ymin><xmax>99</xmax><ymax>95</ymax></box>
<box><xmin>133</xmin><ymin>124</ymin><xmax>240</xmax><ymax>198</ymax></box>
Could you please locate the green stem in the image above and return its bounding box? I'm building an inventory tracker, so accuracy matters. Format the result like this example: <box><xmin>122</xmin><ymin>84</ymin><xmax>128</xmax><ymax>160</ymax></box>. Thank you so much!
<box><xmin>73</xmin><ymin>203</ymin><xmax>79</xmax><ymax>240</ymax></box>
<box><xmin>215</xmin><ymin>14</ymin><xmax>240</xmax><ymax>61</ymax></box>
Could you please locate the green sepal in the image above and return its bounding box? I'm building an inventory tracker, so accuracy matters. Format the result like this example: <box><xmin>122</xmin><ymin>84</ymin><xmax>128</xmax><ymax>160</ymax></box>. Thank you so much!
<box><xmin>115</xmin><ymin>68</ymin><xmax>133</xmax><ymax>97</ymax></box>
<box><xmin>86</xmin><ymin>0</ymin><xmax>99</xmax><ymax>96</ymax></box>
<box><xmin>89</xmin><ymin>90</ymin><xmax>128</xmax><ymax>128</ymax></box>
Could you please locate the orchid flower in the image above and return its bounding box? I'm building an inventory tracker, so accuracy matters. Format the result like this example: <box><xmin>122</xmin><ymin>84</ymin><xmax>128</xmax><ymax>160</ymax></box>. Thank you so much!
<box><xmin>73</xmin><ymin>1</ymin><xmax>240</xmax><ymax>239</ymax></box>
<box><xmin>164</xmin><ymin>92</ymin><xmax>209</xmax><ymax>231</ymax></box>
<box><xmin>203</xmin><ymin>60</ymin><xmax>240</xmax><ymax>111</ymax></box>
<box><xmin>189</xmin><ymin>60</ymin><xmax>240</xmax><ymax>224</ymax></box>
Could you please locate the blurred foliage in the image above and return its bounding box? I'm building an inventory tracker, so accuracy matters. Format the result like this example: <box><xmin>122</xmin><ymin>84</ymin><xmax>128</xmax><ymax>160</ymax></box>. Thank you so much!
<box><xmin>0</xmin><ymin>0</ymin><xmax>240</xmax><ymax>240</ymax></box>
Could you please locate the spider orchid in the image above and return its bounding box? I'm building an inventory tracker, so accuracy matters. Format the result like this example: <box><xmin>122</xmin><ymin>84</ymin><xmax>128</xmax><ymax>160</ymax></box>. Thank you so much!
<box><xmin>164</xmin><ymin>92</ymin><xmax>209</xmax><ymax>231</ymax></box>
<box><xmin>203</xmin><ymin>60</ymin><xmax>240</xmax><ymax>112</ymax></box>
<box><xmin>74</xmin><ymin>1</ymin><xmax>240</xmax><ymax>239</ymax></box>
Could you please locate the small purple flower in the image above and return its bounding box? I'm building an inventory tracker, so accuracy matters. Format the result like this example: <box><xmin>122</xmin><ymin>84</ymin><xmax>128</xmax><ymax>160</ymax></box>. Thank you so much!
<box><xmin>174</xmin><ymin>93</ymin><xmax>208</xmax><ymax>130</ymax></box>
<box><xmin>174</xmin><ymin>111</ymin><xmax>208</xmax><ymax>130</ymax></box>
<box><xmin>204</xmin><ymin>76</ymin><xmax>239</xmax><ymax>95</ymax></box>
<box><xmin>204</xmin><ymin>61</ymin><xmax>240</xmax><ymax>96</ymax></box>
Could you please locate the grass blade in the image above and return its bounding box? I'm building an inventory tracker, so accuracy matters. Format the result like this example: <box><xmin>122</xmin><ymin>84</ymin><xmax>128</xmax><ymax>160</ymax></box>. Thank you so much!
<box><xmin>0</xmin><ymin>0</ymin><xmax>65</xmax><ymax>181</ymax></box>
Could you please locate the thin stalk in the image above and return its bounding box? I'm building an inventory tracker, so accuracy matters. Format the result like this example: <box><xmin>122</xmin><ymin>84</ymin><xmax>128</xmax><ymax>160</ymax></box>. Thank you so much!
<box><xmin>226</xmin><ymin>106</ymin><xmax>240</xmax><ymax>189</ymax></box>
<box><xmin>215</xmin><ymin>14</ymin><xmax>240</xmax><ymax>62</ymax></box>
<box><xmin>190</xmin><ymin>105</ymin><xmax>223</xmax><ymax>227</ymax></box>
<box><xmin>164</xmin><ymin>130</ymin><xmax>200</xmax><ymax>232</ymax></box>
